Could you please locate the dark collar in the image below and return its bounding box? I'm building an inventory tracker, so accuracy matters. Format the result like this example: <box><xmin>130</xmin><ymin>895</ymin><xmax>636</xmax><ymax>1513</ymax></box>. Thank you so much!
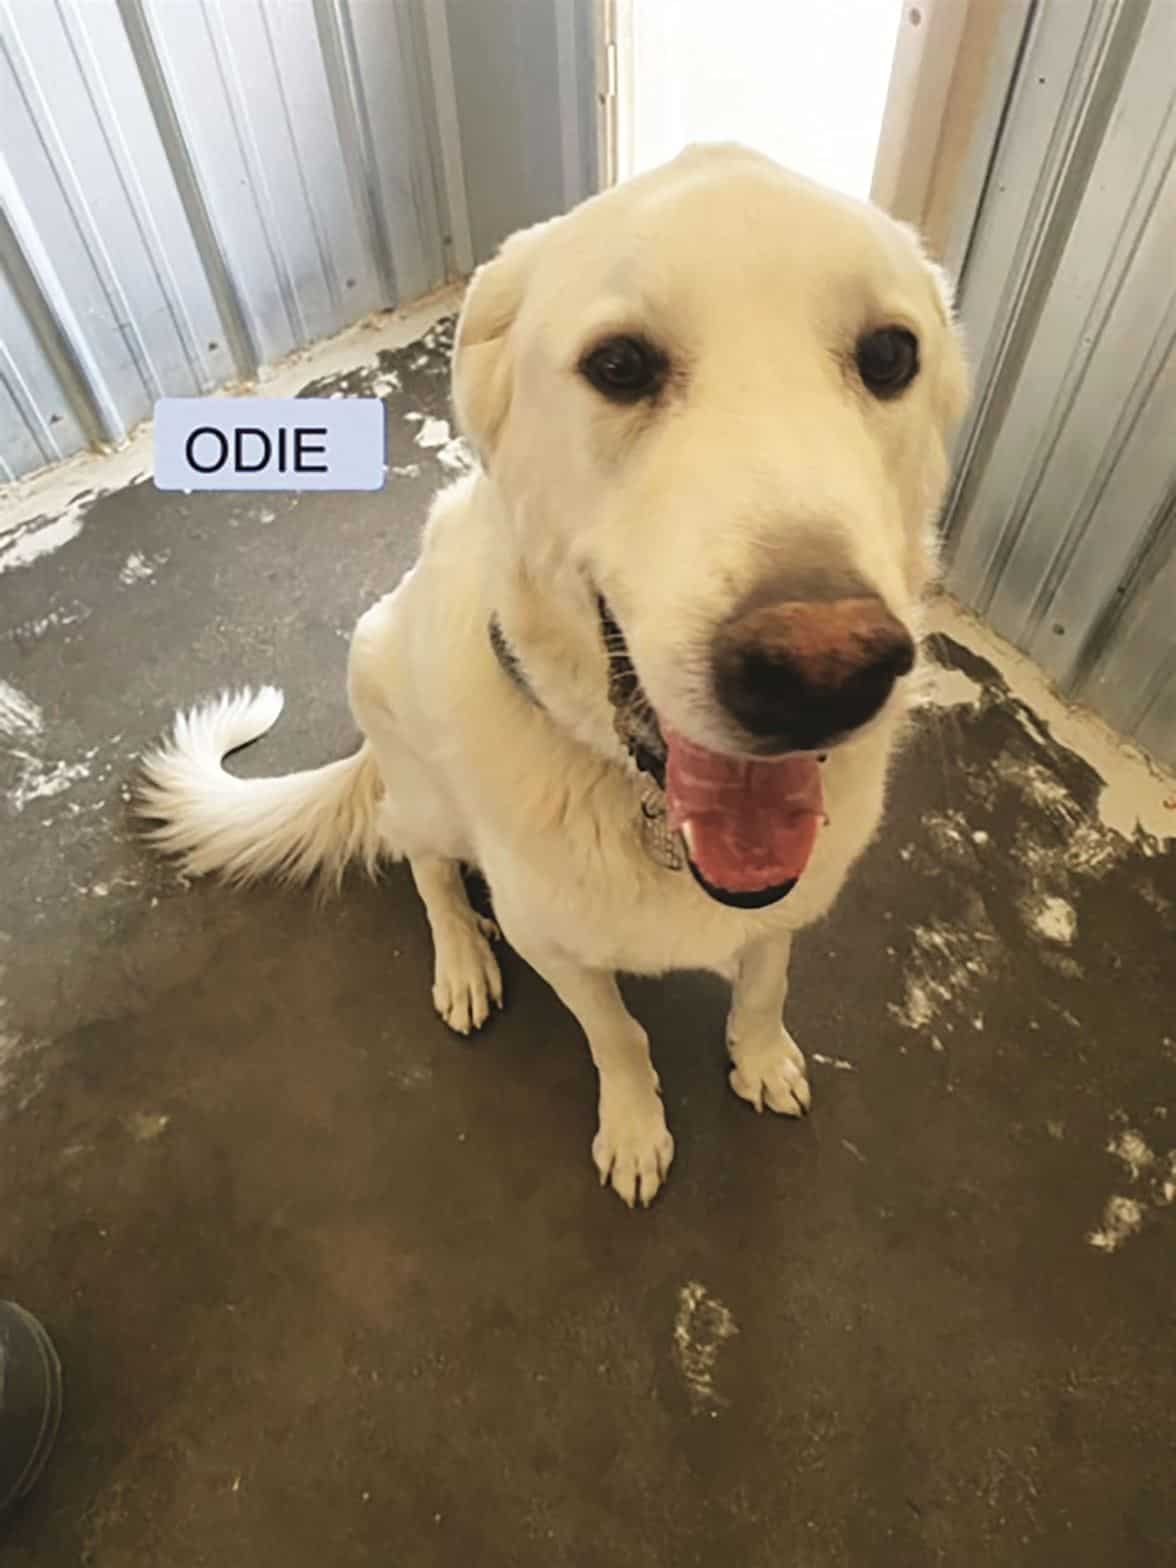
<box><xmin>487</xmin><ymin>605</ymin><xmax>683</xmax><ymax>872</ymax></box>
<box><xmin>488</xmin><ymin>602</ymin><xmax>667</xmax><ymax>785</ymax></box>
<box><xmin>488</xmin><ymin>614</ymin><xmax>540</xmax><ymax>706</ymax></box>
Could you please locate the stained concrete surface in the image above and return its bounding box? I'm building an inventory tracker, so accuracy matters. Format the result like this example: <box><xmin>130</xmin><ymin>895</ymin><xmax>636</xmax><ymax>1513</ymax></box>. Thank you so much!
<box><xmin>2</xmin><ymin>314</ymin><xmax>1175</xmax><ymax>1566</ymax></box>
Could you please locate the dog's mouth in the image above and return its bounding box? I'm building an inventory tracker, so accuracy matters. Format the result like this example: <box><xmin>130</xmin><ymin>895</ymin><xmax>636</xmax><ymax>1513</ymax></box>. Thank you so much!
<box><xmin>599</xmin><ymin>600</ymin><xmax>824</xmax><ymax>909</ymax></box>
<box><xmin>665</xmin><ymin>727</ymin><xmax>824</xmax><ymax>907</ymax></box>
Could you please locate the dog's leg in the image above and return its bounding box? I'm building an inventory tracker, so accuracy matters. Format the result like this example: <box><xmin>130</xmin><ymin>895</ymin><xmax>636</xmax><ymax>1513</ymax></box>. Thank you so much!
<box><xmin>726</xmin><ymin>935</ymin><xmax>811</xmax><ymax>1116</ymax></box>
<box><xmin>410</xmin><ymin>855</ymin><xmax>503</xmax><ymax>1036</ymax></box>
<box><xmin>516</xmin><ymin>946</ymin><xmax>673</xmax><ymax>1207</ymax></box>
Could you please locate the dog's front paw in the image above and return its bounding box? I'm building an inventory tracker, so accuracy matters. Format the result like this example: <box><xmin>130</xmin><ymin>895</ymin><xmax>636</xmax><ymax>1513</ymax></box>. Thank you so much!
<box><xmin>728</xmin><ymin>1028</ymin><xmax>811</xmax><ymax>1116</ymax></box>
<box><xmin>592</xmin><ymin>1086</ymin><xmax>675</xmax><ymax>1208</ymax></box>
<box><xmin>431</xmin><ymin>917</ymin><xmax>503</xmax><ymax>1035</ymax></box>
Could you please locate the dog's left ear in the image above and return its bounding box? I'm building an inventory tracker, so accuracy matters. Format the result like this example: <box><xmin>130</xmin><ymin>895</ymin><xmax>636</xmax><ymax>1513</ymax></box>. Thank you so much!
<box><xmin>900</xmin><ymin>225</ymin><xmax>970</xmax><ymax>433</ymax></box>
<box><xmin>452</xmin><ymin>218</ymin><xmax>553</xmax><ymax>464</ymax></box>
<box><xmin>925</xmin><ymin>257</ymin><xmax>970</xmax><ymax>432</ymax></box>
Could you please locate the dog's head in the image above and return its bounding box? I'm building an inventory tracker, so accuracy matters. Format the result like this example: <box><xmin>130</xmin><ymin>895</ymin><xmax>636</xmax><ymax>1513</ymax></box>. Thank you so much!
<box><xmin>453</xmin><ymin>144</ymin><xmax>969</xmax><ymax>904</ymax></box>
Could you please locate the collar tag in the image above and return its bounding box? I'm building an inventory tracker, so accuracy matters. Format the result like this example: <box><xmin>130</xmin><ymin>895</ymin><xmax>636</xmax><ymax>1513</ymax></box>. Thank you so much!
<box><xmin>487</xmin><ymin>608</ymin><xmax>685</xmax><ymax>873</ymax></box>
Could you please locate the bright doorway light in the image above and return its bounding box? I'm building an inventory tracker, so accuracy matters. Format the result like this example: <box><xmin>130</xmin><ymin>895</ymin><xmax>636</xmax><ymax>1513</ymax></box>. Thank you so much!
<box><xmin>618</xmin><ymin>0</ymin><xmax>904</xmax><ymax>198</ymax></box>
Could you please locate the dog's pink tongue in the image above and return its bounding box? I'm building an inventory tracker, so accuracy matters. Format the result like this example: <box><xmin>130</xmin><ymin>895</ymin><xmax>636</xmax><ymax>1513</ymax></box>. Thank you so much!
<box><xmin>663</xmin><ymin>726</ymin><xmax>824</xmax><ymax>894</ymax></box>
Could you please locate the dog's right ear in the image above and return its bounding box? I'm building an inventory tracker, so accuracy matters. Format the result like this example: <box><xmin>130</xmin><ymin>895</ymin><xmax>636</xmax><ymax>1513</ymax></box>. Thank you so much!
<box><xmin>452</xmin><ymin>218</ymin><xmax>553</xmax><ymax>464</ymax></box>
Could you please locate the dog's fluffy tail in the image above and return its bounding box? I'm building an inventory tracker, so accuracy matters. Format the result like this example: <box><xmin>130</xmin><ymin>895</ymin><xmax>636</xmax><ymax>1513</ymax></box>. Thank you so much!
<box><xmin>137</xmin><ymin>687</ymin><xmax>384</xmax><ymax>889</ymax></box>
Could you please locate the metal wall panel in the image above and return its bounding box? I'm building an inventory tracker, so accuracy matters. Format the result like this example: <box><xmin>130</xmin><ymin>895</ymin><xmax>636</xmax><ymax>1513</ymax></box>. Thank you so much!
<box><xmin>0</xmin><ymin>0</ymin><xmax>598</xmax><ymax>483</ymax></box>
<box><xmin>944</xmin><ymin>0</ymin><xmax>1176</xmax><ymax>767</ymax></box>
<box><xmin>444</xmin><ymin>0</ymin><xmax>598</xmax><ymax>265</ymax></box>
<box><xmin>0</xmin><ymin>224</ymin><xmax>90</xmax><ymax>481</ymax></box>
<box><xmin>2</xmin><ymin>0</ymin><xmax>236</xmax><ymax>445</ymax></box>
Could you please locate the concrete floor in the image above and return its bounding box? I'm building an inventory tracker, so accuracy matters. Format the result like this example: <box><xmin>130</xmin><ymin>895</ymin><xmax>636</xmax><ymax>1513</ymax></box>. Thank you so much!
<box><xmin>2</xmin><ymin>308</ymin><xmax>1175</xmax><ymax>1566</ymax></box>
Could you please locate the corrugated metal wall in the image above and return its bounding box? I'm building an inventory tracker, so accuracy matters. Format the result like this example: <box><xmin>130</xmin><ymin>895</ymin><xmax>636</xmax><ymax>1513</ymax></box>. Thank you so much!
<box><xmin>0</xmin><ymin>0</ymin><xmax>598</xmax><ymax>484</ymax></box>
<box><xmin>6</xmin><ymin>2</ymin><xmax>1171</xmax><ymax>763</ymax></box>
<box><xmin>944</xmin><ymin>0</ymin><xmax>1176</xmax><ymax>767</ymax></box>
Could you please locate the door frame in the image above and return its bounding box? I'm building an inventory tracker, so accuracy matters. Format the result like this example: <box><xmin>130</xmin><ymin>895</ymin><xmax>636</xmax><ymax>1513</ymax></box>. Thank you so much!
<box><xmin>871</xmin><ymin>0</ymin><xmax>1035</xmax><ymax>273</ymax></box>
<box><xmin>596</xmin><ymin>0</ymin><xmax>1033</xmax><ymax>281</ymax></box>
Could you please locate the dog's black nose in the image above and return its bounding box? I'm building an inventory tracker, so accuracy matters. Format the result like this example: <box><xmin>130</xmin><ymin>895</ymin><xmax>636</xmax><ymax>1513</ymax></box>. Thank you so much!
<box><xmin>713</xmin><ymin>592</ymin><xmax>915</xmax><ymax>750</ymax></box>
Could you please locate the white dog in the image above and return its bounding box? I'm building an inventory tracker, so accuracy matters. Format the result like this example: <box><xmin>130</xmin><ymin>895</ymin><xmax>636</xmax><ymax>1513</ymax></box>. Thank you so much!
<box><xmin>139</xmin><ymin>145</ymin><xmax>968</xmax><ymax>1206</ymax></box>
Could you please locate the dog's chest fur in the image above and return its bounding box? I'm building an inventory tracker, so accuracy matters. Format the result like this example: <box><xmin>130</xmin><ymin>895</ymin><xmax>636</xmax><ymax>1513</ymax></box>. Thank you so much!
<box><xmin>354</xmin><ymin>476</ymin><xmax>900</xmax><ymax>977</ymax></box>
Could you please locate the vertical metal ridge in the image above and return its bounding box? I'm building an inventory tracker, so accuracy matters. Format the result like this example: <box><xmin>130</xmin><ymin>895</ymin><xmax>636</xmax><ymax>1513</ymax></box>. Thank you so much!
<box><xmin>389</xmin><ymin>0</ymin><xmax>446</xmax><ymax>291</ymax></box>
<box><xmin>1</xmin><ymin>35</ymin><xmax>127</xmax><ymax>443</ymax></box>
<box><xmin>200</xmin><ymin>0</ymin><xmax>306</xmax><ymax>349</ymax></box>
<box><xmin>1024</xmin><ymin>242</ymin><xmax>1176</xmax><ymax>657</ymax></box>
<box><xmin>56</xmin><ymin>0</ymin><xmax>209</xmax><ymax>393</ymax></box>
<box><xmin>0</xmin><ymin>182</ymin><xmax>123</xmax><ymax>447</ymax></box>
<box><xmin>5</xmin><ymin>2</ymin><xmax>158</xmax><ymax>412</ymax></box>
<box><xmin>255</xmin><ymin>0</ymin><xmax>342</xmax><ymax>319</ymax></box>
<box><xmin>419</xmin><ymin>0</ymin><xmax>474</xmax><ymax>278</ymax></box>
<box><xmin>49</xmin><ymin>0</ymin><xmax>164</xmax><ymax>400</ymax></box>
<box><xmin>943</xmin><ymin>0</ymin><xmax>1038</xmax><ymax>287</ymax></box>
<box><xmin>1002</xmin><ymin>103</ymin><xmax>1176</xmax><ymax>646</ymax></box>
<box><xmin>116</xmin><ymin>0</ymin><xmax>258</xmax><ymax>379</ymax></box>
<box><xmin>313</xmin><ymin>0</ymin><xmax>399</xmax><ymax>306</ymax></box>
<box><xmin>942</xmin><ymin>0</ymin><xmax>1150</xmax><ymax>591</ymax></box>
<box><xmin>401</xmin><ymin>2</ymin><xmax>454</xmax><ymax>280</ymax></box>
<box><xmin>554</xmin><ymin>0</ymin><xmax>585</xmax><ymax>212</ymax></box>
<box><xmin>0</xmin><ymin>340</ymin><xmax>67</xmax><ymax>474</ymax></box>
<box><xmin>1075</xmin><ymin>482</ymin><xmax>1176</xmax><ymax>721</ymax></box>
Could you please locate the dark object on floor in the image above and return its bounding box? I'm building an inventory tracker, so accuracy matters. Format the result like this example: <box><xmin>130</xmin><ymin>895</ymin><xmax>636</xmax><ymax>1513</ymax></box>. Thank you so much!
<box><xmin>0</xmin><ymin>1302</ymin><xmax>63</xmax><ymax>1515</ymax></box>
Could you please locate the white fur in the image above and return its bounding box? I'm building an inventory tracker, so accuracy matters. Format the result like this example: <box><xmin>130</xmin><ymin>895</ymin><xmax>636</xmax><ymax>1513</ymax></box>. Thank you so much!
<box><xmin>138</xmin><ymin>146</ymin><xmax>968</xmax><ymax>1206</ymax></box>
<box><xmin>138</xmin><ymin>688</ymin><xmax>383</xmax><ymax>889</ymax></box>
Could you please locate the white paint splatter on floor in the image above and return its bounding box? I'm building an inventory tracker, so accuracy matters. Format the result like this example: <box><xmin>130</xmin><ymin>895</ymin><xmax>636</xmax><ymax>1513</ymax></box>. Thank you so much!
<box><xmin>811</xmin><ymin>1053</ymin><xmax>856</xmax><ymax>1071</ymax></box>
<box><xmin>371</xmin><ymin>368</ymin><xmax>402</xmax><ymax>397</ymax></box>
<box><xmin>1010</xmin><ymin>703</ymin><xmax>1052</xmax><ymax>749</ymax></box>
<box><xmin>7</xmin><ymin>753</ymin><xmax>95</xmax><ymax>813</ymax></box>
<box><xmin>414</xmin><ymin>416</ymin><xmax>452</xmax><ymax>449</ymax></box>
<box><xmin>995</xmin><ymin>755</ymin><xmax>1082</xmax><ymax>822</ymax></box>
<box><xmin>893</xmin><ymin>980</ymin><xmax>935</xmax><ymax>1031</ymax></box>
<box><xmin>119</xmin><ymin>548</ymin><xmax>152</xmax><ymax>580</ymax></box>
<box><xmin>1087</xmin><ymin>1125</ymin><xmax>1176</xmax><ymax>1252</ymax></box>
<box><xmin>912</xmin><ymin>662</ymin><xmax>984</xmax><ymax>710</ymax></box>
<box><xmin>0</xmin><ymin>987</ymin><xmax>50</xmax><ymax>1116</ymax></box>
<box><xmin>889</xmin><ymin>912</ymin><xmax>998</xmax><ymax>1036</ymax></box>
<box><xmin>1024</xmin><ymin>894</ymin><xmax>1078</xmax><ymax>946</ymax></box>
<box><xmin>1138</xmin><ymin>881</ymin><xmax>1171</xmax><ymax>916</ymax></box>
<box><xmin>1088</xmin><ymin>1196</ymin><xmax>1145</xmax><ymax>1254</ymax></box>
<box><xmin>436</xmin><ymin>437</ymin><xmax>474</xmax><ymax>473</ymax></box>
<box><xmin>1015</xmin><ymin>818</ymin><xmax>1122</xmax><ymax>884</ymax></box>
<box><xmin>118</xmin><ymin>549</ymin><xmax>170</xmax><ymax>585</ymax></box>
<box><xmin>922</xmin><ymin>809</ymin><xmax>977</xmax><ymax>864</ymax></box>
<box><xmin>127</xmin><ymin>1111</ymin><xmax>171</xmax><ymax>1142</ymax></box>
<box><xmin>926</xmin><ymin>599</ymin><xmax>1176</xmax><ymax>848</ymax></box>
<box><xmin>5</xmin><ymin>603</ymin><xmax>90</xmax><ymax>643</ymax></box>
<box><xmin>0</xmin><ymin>679</ymin><xmax>43</xmax><ymax>740</ymax></box>
<box><xmin>673</xmin><ymin>1281</ymin><xmax>739</xmax><ymax>1412</ymax></box>
<box><xmin>409</xmin><ymin>415</ymin><xmax>474</xmax><ymax>473</ymax></box>
<box><xmin>80</xmin><ymin>875</ymin><xmax>137</xmax><ymax>899</ymax></box>
<box><xmin>0</xmin><ymin>505</ymin><xmax>88</xmax><ymax>574</ymax></box>
<box><xmin>1107</xmin><ymin>1129</ymin><xmax>1154</xmax><ymax>1181</ymax></box>
<box><xmin>390</xmin><ymin>463</ymin><xmax>421</xmax><ymax>478</ymax></box>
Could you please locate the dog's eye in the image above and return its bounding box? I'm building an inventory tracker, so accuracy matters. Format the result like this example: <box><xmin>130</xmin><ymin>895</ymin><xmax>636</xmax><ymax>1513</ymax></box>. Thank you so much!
<box><xmin>856</xmin><ymin>327</ymin><xmax>919</xmax><ymax>397</ymax></box>
<box><xmin>580</xmin><ymin>335</ymin><xmax>666</xmax><ymax>402</ymax></box>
